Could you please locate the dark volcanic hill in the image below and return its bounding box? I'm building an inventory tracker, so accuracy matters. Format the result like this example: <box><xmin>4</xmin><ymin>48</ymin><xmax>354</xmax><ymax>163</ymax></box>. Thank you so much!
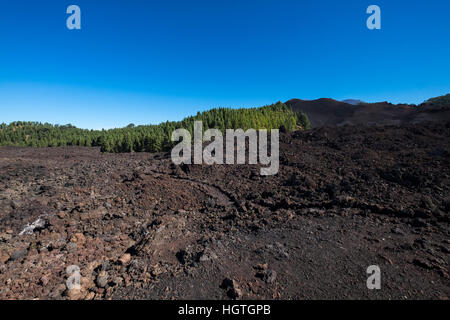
<box><xmin>342</xmin><ymin>99</ymin><xmax>365</xmax><ymax>105</ymax></box>
<box><xmin>286</xmin><ymin>95</ymin><xmax>450</xmax><ymax>128</ymax></box>
<box><xmin>286</xmin><ymin>98</ymin><xmax>356</xmax><ymax>128</ymax></box>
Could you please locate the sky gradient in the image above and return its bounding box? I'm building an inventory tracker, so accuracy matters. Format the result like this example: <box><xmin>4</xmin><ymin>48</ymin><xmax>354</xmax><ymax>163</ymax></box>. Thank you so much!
<box><xmin>0</xmin><ymin>0</ymin><xmax>449</xmax><ymax>129</ymax></box>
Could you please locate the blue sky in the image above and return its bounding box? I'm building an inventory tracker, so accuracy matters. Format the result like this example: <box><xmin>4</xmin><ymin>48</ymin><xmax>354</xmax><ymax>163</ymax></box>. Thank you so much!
<box><xmin>0</xmin><ymin>0</ymin><xmax>449</xmax><ymax>129</ymax></box>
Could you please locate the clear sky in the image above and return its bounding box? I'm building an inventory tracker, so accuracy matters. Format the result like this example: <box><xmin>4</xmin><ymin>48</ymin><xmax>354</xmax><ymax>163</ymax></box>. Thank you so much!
<box><xmin>0</xmin><ymin>0</ymin><xmax>449</xmax><ymax>129</ymax></box>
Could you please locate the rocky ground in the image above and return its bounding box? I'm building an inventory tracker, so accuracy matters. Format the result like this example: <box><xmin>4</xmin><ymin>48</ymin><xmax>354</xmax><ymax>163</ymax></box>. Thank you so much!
<box><xmin>0</xmin><ymin>122</ymin><xmax>449</xmax><ymax>300</ymax></box>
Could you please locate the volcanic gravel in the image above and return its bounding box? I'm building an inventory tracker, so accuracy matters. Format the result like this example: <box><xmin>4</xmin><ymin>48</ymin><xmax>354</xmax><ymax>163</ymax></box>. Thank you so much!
<box><xmin>0</xmin><ymin>122</ymin><xmax>449</xmax><ymax>300</ymax></box>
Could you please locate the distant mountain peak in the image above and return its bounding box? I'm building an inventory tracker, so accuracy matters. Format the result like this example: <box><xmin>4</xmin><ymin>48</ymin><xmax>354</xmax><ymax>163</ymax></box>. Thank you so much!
<box><xmin>342</xmin><ymin>99</ymin><xmax>365</xmax><ymax>105</ymax></box>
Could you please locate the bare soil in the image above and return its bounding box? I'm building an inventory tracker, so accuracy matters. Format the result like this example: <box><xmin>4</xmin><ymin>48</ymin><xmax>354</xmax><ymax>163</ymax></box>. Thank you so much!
<box><xmin>0</xmin><ymin>122</ymin><xmax>449</xmax><ymax>300</ymax></box>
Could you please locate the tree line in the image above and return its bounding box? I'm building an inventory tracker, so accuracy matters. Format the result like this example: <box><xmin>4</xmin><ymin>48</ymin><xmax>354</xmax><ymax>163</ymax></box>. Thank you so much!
<box><xmin>0</xmin><ymin>102</ymin><xmax>310</xmax><ymax>153</ymax></box>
